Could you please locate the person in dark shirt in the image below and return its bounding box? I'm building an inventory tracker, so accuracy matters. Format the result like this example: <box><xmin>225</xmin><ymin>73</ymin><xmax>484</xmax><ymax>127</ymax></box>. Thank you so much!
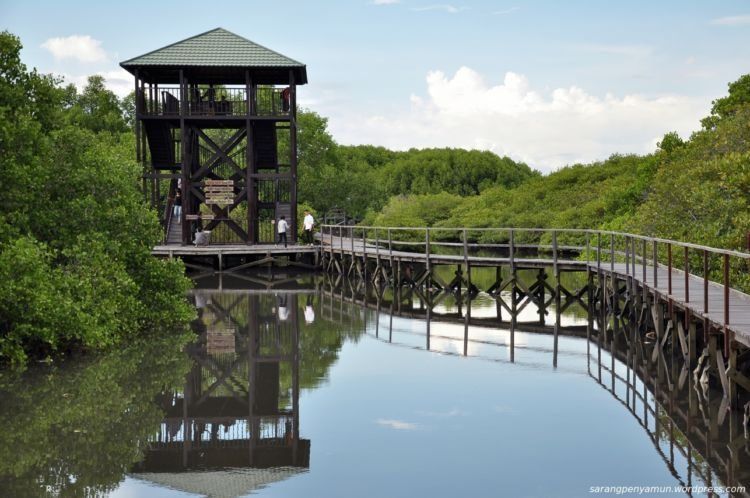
<box><xmin>281</xmin><ymin>87</ymin><xmax>291</xmax><ymax>112</ymax></box>
<box><xmin>173</xmin><ymin>189</ymin><xmax>182</xmax><ymax>223</ymax></box>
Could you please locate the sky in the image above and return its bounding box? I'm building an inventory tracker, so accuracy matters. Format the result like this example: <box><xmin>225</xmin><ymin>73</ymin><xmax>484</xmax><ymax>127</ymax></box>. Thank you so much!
<box><xmin>3</xmin><ymin>0</ymin><xmax>750</xmax><ymax>172</ymax></box>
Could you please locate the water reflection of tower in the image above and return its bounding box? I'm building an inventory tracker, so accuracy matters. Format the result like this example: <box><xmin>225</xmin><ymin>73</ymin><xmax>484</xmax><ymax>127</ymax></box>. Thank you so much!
<box><xmin>132</xmin><ymin>291</ymin><xmax>309</xmax><ymax>495</ymax></box>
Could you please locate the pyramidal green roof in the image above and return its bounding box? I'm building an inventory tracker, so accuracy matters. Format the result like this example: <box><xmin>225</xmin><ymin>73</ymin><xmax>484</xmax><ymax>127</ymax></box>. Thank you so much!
<box><xmin>120</xmin><ymin>28</ymin><xmax>304</xmax><ymax>68</ymax></box>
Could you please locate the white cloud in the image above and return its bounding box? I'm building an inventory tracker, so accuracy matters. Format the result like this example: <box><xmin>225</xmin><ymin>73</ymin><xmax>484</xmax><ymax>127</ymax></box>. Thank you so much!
<box><xmin>710</xmin><ymin>15</ymin><xmax>750</xmax><ymax>26</ymax></box>
<box><xmin>372</xmin><ymin>0</ymin><xmax>399</xmax><ymax>4</ymax></box>
<box><xmin>411</xmin><ymin>4</ymin><xmax>467</xmax><ymax>13</ymax></box>
<box><xmin>326</xmin><ymin>67</ymin><xmax>709</xmax><ymax>172</ymax></box>
<box><xmin>376</xmin><ymin>418</ymin><xmax>419</xmax><ymax>430</ymax></box>
<box><xmin>99</xmin><ymin>69</ymin><xmax>134</xmax><ymax>97</ymax></box>
<box><xmin>41</xmin><ymin>35</ymin><xmax>108</xmax><ymax>63</ymax></box>
<box><xmin>493</xmin><ymin>6</ymin><xmax>519</xmax><ymax>15</ymax></box>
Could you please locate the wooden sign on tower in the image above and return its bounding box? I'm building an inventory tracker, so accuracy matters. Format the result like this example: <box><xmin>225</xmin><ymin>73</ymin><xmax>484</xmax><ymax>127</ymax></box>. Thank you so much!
<box><xmin>204</xmin><ymin>179</ymin><xmax>235</xmax><ymax>206</ymax></box>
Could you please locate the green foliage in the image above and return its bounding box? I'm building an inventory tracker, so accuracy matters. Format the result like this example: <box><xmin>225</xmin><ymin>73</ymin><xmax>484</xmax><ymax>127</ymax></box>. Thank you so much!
<box><xmin>365</xmin><ymin>192</ymin><xmax>465</xmax><ymax>228</ymax></box>
<box><xmin>0</xmin><ymin>31</ymin><xmax>192</xmax><ymax>367</ymax></box>
<box><xmin>379</xmin><ymin>148</ymin><xmax>536</xmax><ymax>197</ymax></box>
<box><xmin>65</xmin><ymin>75</ymin><xmax>130</xmax><ymax>134</ymax></box>
<box><xmin>293</xmin><ymin>111</ymin><xmax>386</xmax><ymax>218</ymax></box>
<box><xmin>290</xmin><ymin>110</ymin><xmax>536</xmax><ymax>220</ymax></box>
<box><xmin>0</xmin><ymin>333</ymin><xmax>192</xmax><ymax>496</ymax></box>
<box><xmin>0</xmin><ymin>238</ymin><xmax>71</xmax><ymax>365</ymax></box>
<box><xmin>367</xmin><ymin>153</ymin><xmax>653</xmax><ymax>246</ymax></box>
<box><xmin>657</xmin><ymin>131</ymin><xmax>685</xmax><ymax>155</ymax></box>
<box><xmin>701</xmin><ymin>74</ymin><xmax>750</xmax><ymax>130</ymax></box>
<box><xmin>627</xmin><ymin>105</ymin><xmax>750</xmax><ymax>251</ymax></box>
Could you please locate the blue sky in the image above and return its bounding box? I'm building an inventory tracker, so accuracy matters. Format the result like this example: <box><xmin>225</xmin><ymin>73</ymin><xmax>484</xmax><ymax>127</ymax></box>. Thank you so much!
<box><xmin>3</xmin><ymin>0</ymin><xmax>750</xmax><ymax>170</ymax></box>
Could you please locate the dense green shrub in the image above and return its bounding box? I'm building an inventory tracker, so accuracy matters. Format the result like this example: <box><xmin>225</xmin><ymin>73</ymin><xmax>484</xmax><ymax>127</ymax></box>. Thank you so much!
<box><xmin>0</xmin><ymin>31</ymin><xmax>192</xmax><ymax>367</ymax></box>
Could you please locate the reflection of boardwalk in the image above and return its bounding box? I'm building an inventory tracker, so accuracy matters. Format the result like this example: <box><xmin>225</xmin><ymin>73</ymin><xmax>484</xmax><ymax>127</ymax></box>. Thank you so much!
<box><xmin>190</xmin><ymin>270</ymin><xmax>320</xmax><ymax>292</ymax></box>
<box><xmin>591</xmin><ymin>351</ymin><xmax>750</xmax><ymax>496</ymax></box>
<box><xmin>321</xmin><ymin>278</ymin><xmax>750</xmax><ymax>494</ymax></box>
<box><xmin>322</xmin><ymin>277</ymin><xmax>587</xmax><ymax>336</ymax></box>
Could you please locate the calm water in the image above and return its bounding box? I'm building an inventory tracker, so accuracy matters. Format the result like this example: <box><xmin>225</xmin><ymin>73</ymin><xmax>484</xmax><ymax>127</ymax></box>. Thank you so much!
<box><xmin>0</xmin><ymin>271</ymin><xmax>746</xmax><ymax>498</ymax></box>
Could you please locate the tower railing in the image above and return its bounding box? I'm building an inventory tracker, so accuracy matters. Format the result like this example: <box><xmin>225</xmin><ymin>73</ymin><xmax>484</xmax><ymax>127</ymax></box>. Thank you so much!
<box><xmin>136</xmin><ymin>86</ymin><xmax>290</xmax><ymax>118</ymax></box>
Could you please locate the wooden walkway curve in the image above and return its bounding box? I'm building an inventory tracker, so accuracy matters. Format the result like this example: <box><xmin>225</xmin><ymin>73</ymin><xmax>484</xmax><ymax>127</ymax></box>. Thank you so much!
<box><xmin>320</xmin><ymin>227</ymin><xmax>750</xmax><ymax>349</ymax></box>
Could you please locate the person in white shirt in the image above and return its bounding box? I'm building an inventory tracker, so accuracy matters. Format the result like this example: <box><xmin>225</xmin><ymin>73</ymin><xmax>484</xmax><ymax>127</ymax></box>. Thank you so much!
<box><xmin>302</xmin><ymin>211</ymin><xmax>315</xmax><ymax>246</ymax></box>
<box><xmin>276</xmin><ymin>216</ymin><xmax>288</xmax><ymax>247</ymax></box>
<box><xmin>304</xmin><ymin>296</ymin><xmax>315</xmax><ymax>324</ymax></box>
<box><xmin>278</xmin><ymin>303</ymin><xmax>289</xmax><ymax>321</ymax></box>
<box><xmin>277</xmin><ymin>295</ymin><xmax>289</xmax><ymax>321</ymax></box>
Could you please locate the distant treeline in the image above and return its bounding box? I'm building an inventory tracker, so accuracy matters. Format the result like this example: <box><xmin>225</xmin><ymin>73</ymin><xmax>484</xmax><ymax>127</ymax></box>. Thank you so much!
<box><xmin>289</xmin><ymin>115</ymin><xmax>538</xmax><ymax>219</ymax></box>
<box><xmin>295</xmin><ymin>75</ymin><xmax>750</xmax><ymax>263</ymax></box>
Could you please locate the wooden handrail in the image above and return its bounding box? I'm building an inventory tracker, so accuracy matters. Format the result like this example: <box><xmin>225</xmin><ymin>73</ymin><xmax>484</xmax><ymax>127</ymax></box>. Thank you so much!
<box><xmin>324</xmin><ymin>225</ymin><xmax>750</xmax><ymax>259</ymax></box>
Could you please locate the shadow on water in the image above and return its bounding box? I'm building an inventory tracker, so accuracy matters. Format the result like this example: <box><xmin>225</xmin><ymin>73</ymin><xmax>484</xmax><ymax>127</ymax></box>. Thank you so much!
<box><xmin>0</xmin><ymin>268</ymin><xmax>748</xmax><ymax>496</ymax></box>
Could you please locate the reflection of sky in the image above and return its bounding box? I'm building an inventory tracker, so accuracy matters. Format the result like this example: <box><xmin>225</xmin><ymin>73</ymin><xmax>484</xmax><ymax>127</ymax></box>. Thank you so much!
<box><xmin>427</xmin><ymin>291</ymin><xmax>589</xmax><ymax>326</ymax></box>
<box><xmin>259</xmin><ymin>340</ymin><xmax>680</xmax><ymax>497</ymax></box>
<box><xmin>373</xmin><ymin>294</ymin><xmax>590</xmax><ymax>369</ymax></box>
<box><xmin>112</xmin><ymin>479</ymin><xmax>196</xmax><ymax>498</ymax></box>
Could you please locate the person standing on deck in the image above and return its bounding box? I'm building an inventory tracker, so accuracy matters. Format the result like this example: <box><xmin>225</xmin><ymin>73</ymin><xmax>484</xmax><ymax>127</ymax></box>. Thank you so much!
<box><xmin>192</xmin><ymin>213</ymin><xmax>203</xmax><ymax>239</ymax></box>
<box><xmin>173</xmin><ymin>189</ymin><xmax>182</xmax><ymax>223</ymax></box>
<box><xmin>276</xmin><ymin>215</ymin><xmax>288</xmax><ymax>247</ymax></box>
<box><xmin>303</xmin><ymin>210</ymin><xmax>315</xmax><ymax>245</ymax></box>
<box><xmin>281</xmin><ymin>87</ymin><xmax>291</xmax><ymax>112</ymax></box>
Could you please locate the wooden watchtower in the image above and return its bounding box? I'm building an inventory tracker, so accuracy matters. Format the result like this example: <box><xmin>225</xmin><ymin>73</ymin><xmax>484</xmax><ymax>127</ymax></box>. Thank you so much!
<box><xmin>121</xmin><ymin>28</ymin><xmax>307</xmax><ymax>245</ymax></box>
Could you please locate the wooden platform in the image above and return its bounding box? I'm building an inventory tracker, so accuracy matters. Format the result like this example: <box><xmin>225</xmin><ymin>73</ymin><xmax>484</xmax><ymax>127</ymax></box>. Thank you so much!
<box><xmin>152</xmin><ymin>243</ymin><xmax>318</xmax><ymax>257</ymax></box>
<box><xmin>153</xmin><ymin>243</ymin><xmax>321</xmax><ymax>272</ymax></box>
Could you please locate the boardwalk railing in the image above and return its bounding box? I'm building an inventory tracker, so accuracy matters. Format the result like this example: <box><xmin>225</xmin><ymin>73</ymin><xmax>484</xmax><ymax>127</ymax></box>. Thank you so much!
<box><xmin>320</xmin><ymin>225</ymin><xmax>750</xmax><ymax>351</ymax></box>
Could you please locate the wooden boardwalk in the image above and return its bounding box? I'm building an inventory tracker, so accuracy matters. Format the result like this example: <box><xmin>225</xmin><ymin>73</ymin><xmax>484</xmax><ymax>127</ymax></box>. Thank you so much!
<box><xmin>320</xmin><ymin>234</ymin><xmax>583</xmax><ymax>269</ymax></box>
<box><xmin>321</xmin><ymin>233</ymin><xmax>750</xmax><ymax>349</ymax></box>
<box><xmin>598</xmin><ymin>262</ymin><xmax>750</xmax><ymax>348</ymax></box>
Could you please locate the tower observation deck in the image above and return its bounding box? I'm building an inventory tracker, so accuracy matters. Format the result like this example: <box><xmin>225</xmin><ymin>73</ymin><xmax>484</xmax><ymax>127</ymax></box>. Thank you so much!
<box><xmin>121</xmin><ymin>28</ymin><xmax>307</xmax><ymax>245</ymax></box>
